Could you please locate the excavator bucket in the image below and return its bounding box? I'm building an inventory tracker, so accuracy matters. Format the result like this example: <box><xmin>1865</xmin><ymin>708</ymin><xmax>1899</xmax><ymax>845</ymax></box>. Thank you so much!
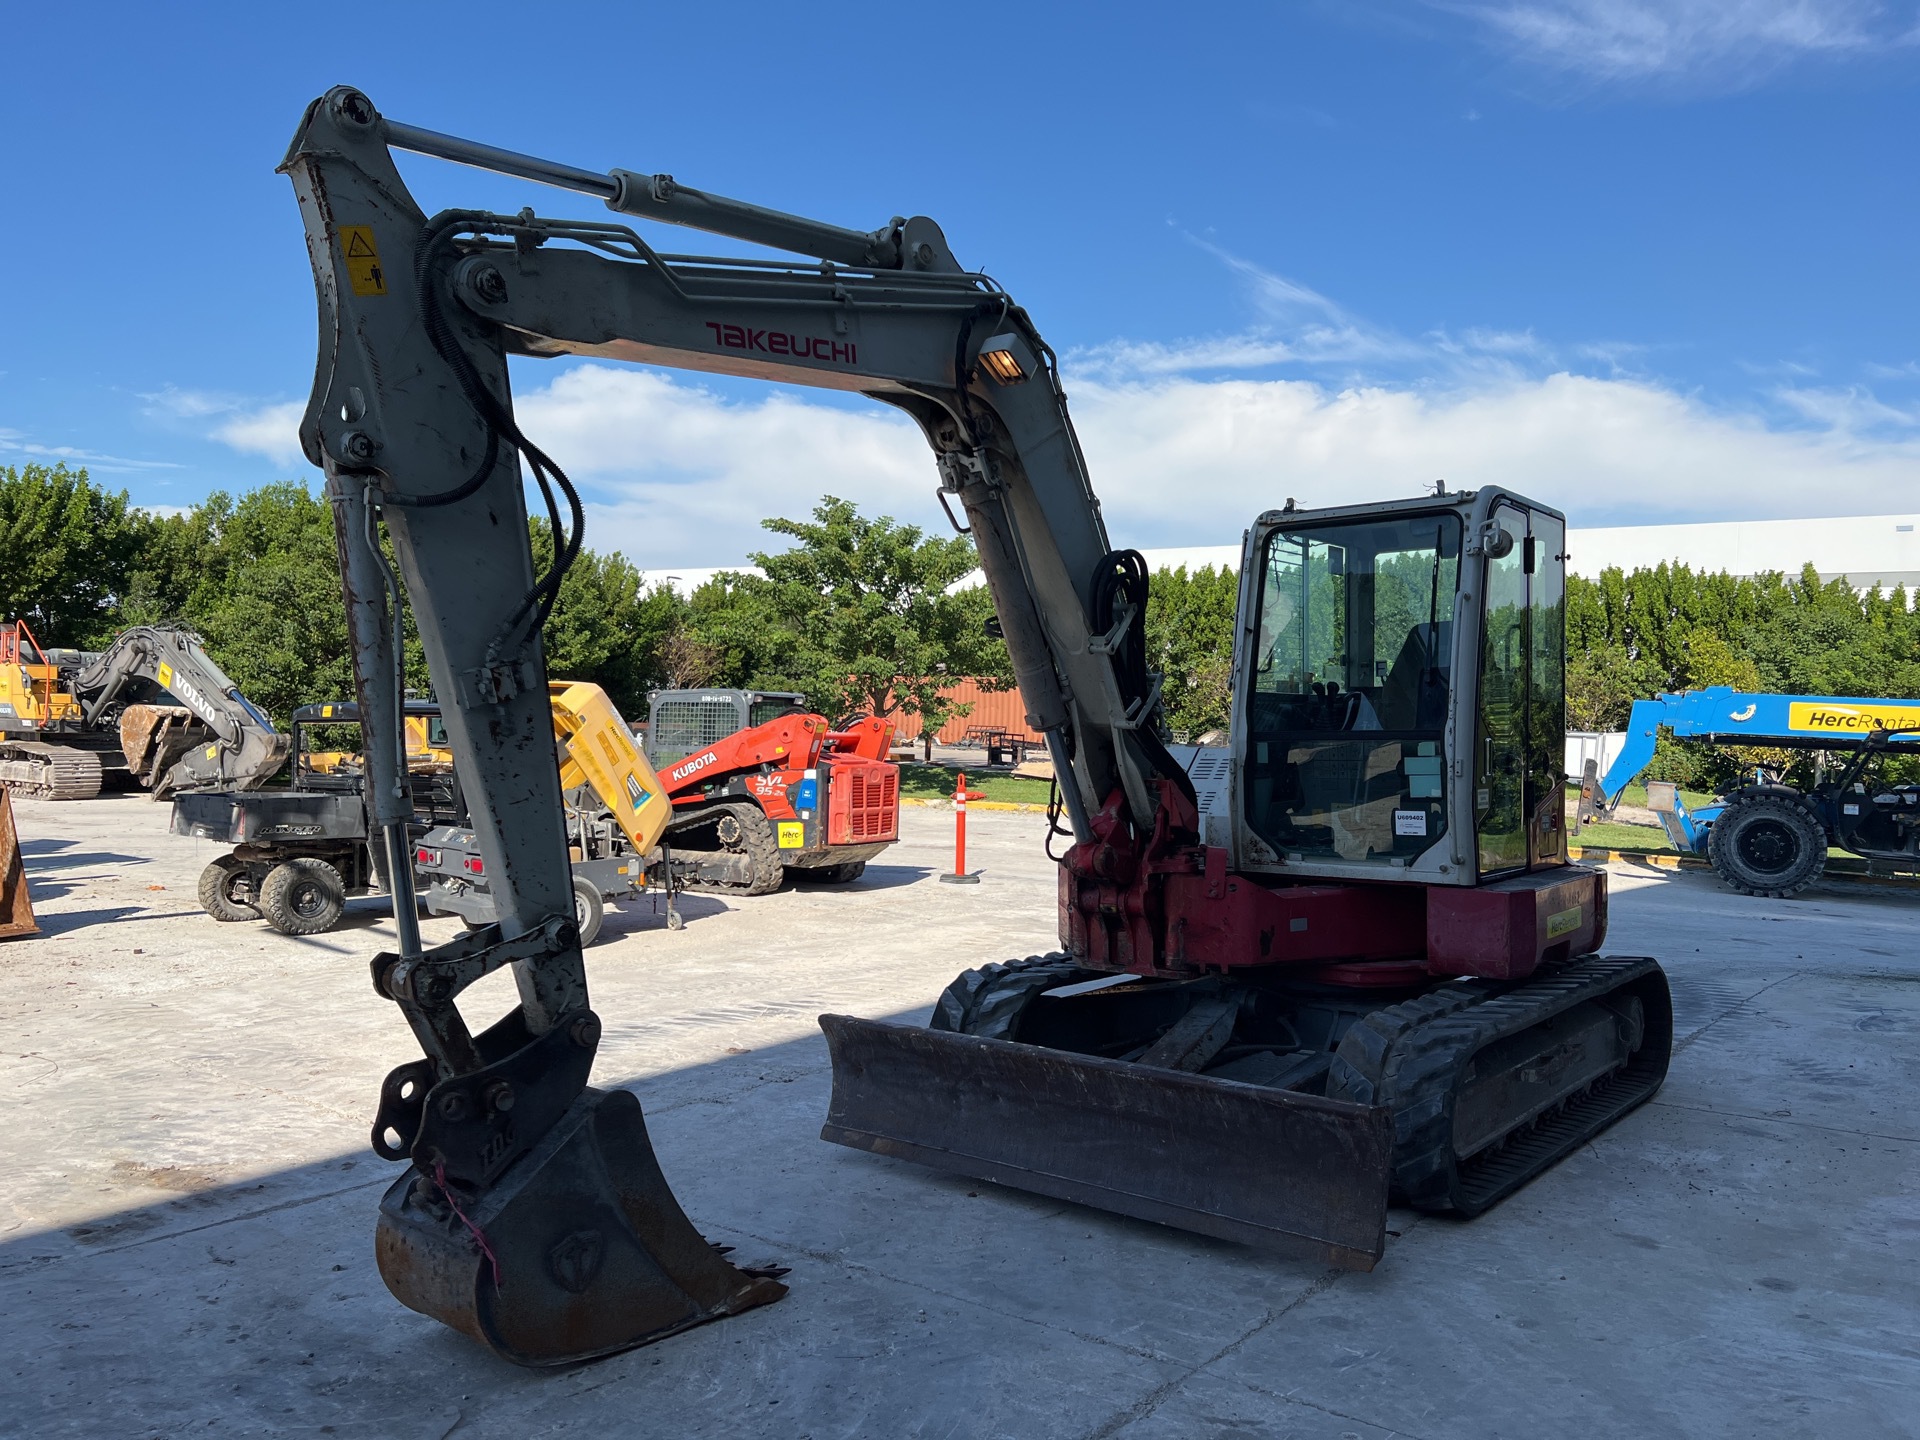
<box><xmin>0</xmin><ymin>789</ymin><xmax>39</xmax><ymax>940</ymax></box>
<box><xmin>818</xmin><ymin>1016</ymin><xmax>1394</xmax><ymax>1269</ymax></box>
<box><xmin>119</xmin><ymin>704</ymin><xmax>202</xmax><ymax>790</ymax></box>
<box><xmin>375</xmin><ymin>1085</ymin><xmax>787</xmax><ymax>1367</ymax></box>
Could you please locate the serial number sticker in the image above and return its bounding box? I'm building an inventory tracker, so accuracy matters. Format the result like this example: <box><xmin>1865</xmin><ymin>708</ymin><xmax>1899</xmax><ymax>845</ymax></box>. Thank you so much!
<box><xmin>1393</xmin><ymin>810</ymin><xmax>1428</xmax><ymax>837</ymax></box>
<box><xmin>776</xmin><ymin>822</ymin><xmax>805</xmax><ymax>849</ymax></box>
<box><xmin>339</xmin><ymin>226</ymin><xmax>387</xmax><ymax>296</ymax></box>
<box><xmin>1546</xmin><ymin>905</ymin><xmax>1583</xmax><ymax>939</ymax></box>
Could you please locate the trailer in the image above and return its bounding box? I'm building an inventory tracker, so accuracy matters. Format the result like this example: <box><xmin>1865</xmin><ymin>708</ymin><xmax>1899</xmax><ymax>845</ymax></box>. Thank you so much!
<box><xmin>1576</xmin><ymin>687</ymin><xmax>1920</xmax><ymax>896</ymax></box>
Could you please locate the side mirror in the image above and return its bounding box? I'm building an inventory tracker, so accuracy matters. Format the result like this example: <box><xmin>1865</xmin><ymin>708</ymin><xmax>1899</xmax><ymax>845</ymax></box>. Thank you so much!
<box><xmin>1466</xmin><ymin>521</ymin><xmax>1515</xmax><ymax>559</ymax></box>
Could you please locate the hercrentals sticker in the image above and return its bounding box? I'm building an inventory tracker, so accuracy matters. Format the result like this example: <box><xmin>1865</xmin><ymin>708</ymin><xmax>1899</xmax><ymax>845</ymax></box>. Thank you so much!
<box><xmin>1787</xmin><ymin>701</ymin><xmax>1920</xmax><ymax>735</ymax></box>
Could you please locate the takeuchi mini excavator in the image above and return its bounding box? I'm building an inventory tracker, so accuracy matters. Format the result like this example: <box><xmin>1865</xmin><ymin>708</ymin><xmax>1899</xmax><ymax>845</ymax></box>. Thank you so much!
<box><xmin>645</xmin><ymin>687</ymin><xmax>899</xmax><ymax>891</ymax></box>
<box><xmin>281</xmin><ymin>88</ymin><xmax>1672</xmax><ymax>1366</ymax></box>
<box><xmin>0</xmin><ymin>620</ymin><xmax>289</xmax><ymax>800</ymax></box>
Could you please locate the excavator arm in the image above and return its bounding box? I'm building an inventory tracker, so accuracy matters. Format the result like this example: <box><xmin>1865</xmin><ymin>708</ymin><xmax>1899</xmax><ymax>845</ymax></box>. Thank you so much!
<box><xmin>73</xmin><ymin>626</ymin><xmax>290</xmax><ymax>796</ymax></box>
<box><xmin>280</xmin><ymin>85</ymin><xmax>1195</xmax><ymax>1364</ymax></box>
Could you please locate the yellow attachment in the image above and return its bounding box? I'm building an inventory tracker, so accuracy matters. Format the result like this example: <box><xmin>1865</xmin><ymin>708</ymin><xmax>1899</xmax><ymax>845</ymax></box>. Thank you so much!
<box><xmin>548</xmin><ymin>680</ymin><xmax>670</xmax><ymax>855</ymax></box>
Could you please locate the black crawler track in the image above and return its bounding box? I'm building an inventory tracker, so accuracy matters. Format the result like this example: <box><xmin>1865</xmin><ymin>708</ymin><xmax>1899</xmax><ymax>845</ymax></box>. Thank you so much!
<box><xmin>1328</xmin><ymin>955</ymin><xmax>1673</xmax><ymax>1214</ymax></box>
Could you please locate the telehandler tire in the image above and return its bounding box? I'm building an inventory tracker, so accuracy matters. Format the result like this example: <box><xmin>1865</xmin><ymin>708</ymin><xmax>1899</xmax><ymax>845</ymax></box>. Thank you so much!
<box><xmin>260</xmin><ymin>857</ymin><xmax>348</xmax><ymax>935</ymax></box>
<box><xmin>1708</xmin><ymin>792</ymin><xmax>1827</xmax><ymax>898</ymax></box>
<box><xmin>198</xmin><ymin>855</ymin><xmax>260</xmax><ymax>923</ymax></box>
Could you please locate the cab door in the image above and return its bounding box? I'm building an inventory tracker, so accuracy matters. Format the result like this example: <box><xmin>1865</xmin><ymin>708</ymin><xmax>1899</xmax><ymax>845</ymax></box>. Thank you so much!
<box><xmin>1474</xmin><ymin>504</ymin><xmax>1567</xmax><ymax>877</ymax></box>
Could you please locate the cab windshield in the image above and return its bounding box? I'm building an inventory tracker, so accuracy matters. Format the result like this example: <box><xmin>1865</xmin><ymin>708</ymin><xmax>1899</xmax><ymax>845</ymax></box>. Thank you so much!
<box><xmin>1244</xmin><ymin>512</ymin><xmax>1461</xmax><ymax>863</ymax></box>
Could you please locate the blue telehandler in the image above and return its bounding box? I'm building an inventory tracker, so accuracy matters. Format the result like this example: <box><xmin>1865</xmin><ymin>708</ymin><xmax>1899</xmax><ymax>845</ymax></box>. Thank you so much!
<box><xmin>1575</xmin><ymin>688</ymin><xmax>1920</xmax><ymax>897</ymax></box>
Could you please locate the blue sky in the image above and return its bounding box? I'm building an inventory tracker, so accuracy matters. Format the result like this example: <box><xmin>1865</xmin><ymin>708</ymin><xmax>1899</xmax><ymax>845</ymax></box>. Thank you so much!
<box><xmin>4</xmin><ymin>1</ymin><xmax>1918</xmax><ymax>566</ymax></box>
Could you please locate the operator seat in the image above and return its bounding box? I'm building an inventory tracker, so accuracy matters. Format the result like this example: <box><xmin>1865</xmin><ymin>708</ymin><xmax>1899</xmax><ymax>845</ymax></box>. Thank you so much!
<box><xmin>1377</xmin><ymin>622</ymin><xmax>1451</xmax><ymax>731</ymax></box>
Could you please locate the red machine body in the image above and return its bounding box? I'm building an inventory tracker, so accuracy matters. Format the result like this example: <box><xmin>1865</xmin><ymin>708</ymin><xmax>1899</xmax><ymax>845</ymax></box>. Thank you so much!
<box><xmin>648</xmin><ymin>695</ymin><xmax>900</xmax><ymax>888</ymax></box>
<box><xmin>1059</xmin><ymin>780</ymin><xmax>1606</xmax><ymax>986</ymax></box>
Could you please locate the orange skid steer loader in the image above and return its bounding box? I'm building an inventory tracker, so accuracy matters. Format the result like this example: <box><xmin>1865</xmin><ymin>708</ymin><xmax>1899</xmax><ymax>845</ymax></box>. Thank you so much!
<box><xmin>645</xmin><ymin>688</ymin><xmax>900</xmax><ymax>894</ymax></box>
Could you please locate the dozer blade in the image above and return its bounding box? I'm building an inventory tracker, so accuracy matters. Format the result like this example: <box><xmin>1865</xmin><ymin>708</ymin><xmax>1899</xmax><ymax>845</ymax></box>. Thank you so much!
<box><xmin>818</xmin><ymin>1015</ymin><xmax>1394</xmax><ymax>1270</ymax></box>
<box><xmin>376</xmin><ymin>1086</ymin><xmax>786</xmax><ymax>1367</ymax></box>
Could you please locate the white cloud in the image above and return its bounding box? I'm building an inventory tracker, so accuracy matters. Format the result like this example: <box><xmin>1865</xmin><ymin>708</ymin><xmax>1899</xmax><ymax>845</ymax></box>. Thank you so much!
<box><xmin>140</xmin><ymin>385</ymin><xmax>245</xmax><ymax>421</ymax></box>
<box><xmin>484</xmin><ymin>361</ymin><xmax>1920</xmax><ymax>568</ymax></box>
<box><xmin>1073</xmin><ymin>242</ymin><xmax>1562</xmax><ymax>384</ymax></box>
<box><xmin>0</xmin><ymin>431</ymin><xmax>182</xmax><ymax>474</ymax></box>
<box><xmin>512</xmin><ymin>366</ymin><xmax>932</xmax><ymax>566</ymax></box>
<box><xmin>1070</xmin><ymin>371</ymin><xmax>1920</xmax><ymax>538</ymax></box>
<box><xmin>1440</xmin><ymin>0</ymin><xmax>1917</xmax><ymax>86</ymax></box>
<box><xmin>210</xmin><ymin>401</ymin><xmax>307</xmax><ymax>470</ymax></box>
<box><xmin>189</xmin><ymin>257</ymin><xmax>1920</xmax><ymax>569</ymax></box>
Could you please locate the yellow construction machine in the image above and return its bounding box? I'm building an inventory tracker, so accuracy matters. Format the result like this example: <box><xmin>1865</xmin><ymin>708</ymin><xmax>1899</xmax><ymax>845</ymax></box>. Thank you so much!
<box><xmin>1</xmin><ymin>619</ymin><xmax>288</xmax><ymax>801</ymax></box>
<box><xmin>415</xmin><ymin>681</ymin><xmax>680</xmax><ymax>943</ymax></box>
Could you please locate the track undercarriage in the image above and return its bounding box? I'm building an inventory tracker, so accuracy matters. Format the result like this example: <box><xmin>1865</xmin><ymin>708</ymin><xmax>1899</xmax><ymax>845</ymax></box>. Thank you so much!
<box><xmin>0</xmin><ymin>738</ymin><xmax>108</xmax><ymax>800</ymax></box>
<box><xmin>822</xmin><ymin>949</ymin><xmax>1671</xmax><ymax>1268</ymax></box>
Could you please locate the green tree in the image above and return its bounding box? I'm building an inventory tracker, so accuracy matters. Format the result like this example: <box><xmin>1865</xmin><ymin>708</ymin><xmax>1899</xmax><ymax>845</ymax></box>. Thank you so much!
<box><xmin>697</xmin><ymin>496</ymin><xmax>1011</xmax><ymax>730</ymax></box>
<box><xmin>0</xmin><ymin>463</ymin><xmax>152</xmax><ymax>645</ymax></box>
<box><xmin>178</xmin><ymin>483</ymin><xmax>361</xmax><ymax>723</ymax></box>
<box><xmin>531</xmin><ymin>522</ymin><xmax>685</xmax><ymax>719</ymax></box>
<box><xmin>1145</xmin><ymin>564</ymin><xmax>1240</xmax><ymax>739</ymax></box>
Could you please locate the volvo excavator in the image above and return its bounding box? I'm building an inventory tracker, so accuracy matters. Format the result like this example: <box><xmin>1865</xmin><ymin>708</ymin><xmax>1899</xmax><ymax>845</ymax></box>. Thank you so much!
<box><xmin>282</xmin><ymin>88</ymin><xmax>1672</xmax><ymax>1367</ymax></box>
<box><xmin>0</xmin><ymin>621</ymin><xmax>289</xmax><ymax>800</ymax></box>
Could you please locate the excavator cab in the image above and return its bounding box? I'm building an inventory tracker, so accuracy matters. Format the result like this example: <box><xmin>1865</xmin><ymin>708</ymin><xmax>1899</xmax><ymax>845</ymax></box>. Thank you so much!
<box><xmin>1232</xmin><ymin>489</ymin><xmax>1569</xmax><ymax>882</ymax></box>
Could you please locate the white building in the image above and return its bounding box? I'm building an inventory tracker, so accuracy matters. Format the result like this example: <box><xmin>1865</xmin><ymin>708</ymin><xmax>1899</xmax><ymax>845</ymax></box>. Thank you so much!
<box><xmin>640</xmin><ymin>513</ymin><xmax>1920</xmax><ymax>598</ymax></box>
<box><xmin>1126</xmin><ymin>513</ymin><xmax>1920</xmax><ymax>592</ymax></box>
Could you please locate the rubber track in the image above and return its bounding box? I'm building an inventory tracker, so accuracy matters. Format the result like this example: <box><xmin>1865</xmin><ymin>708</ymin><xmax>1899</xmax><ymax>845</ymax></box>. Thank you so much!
<box><xmin>0</xmin><ymin>742</ymin><xmax>103</xmax><ymax>801</ymax></box>
<box><xmin>1330</xmin><ymin>955</ymin><xmax>1671</xmax><ymax>1215</ymax></box>
<box><xmin>930</xmin><ymin>952</ymin><xmax>1085</xmax><ymax>1038</ymax></box>
<box><xmin>669</xmin><ymin>801</ymin><xmax>784</xmax><ymax>896</ymax></box>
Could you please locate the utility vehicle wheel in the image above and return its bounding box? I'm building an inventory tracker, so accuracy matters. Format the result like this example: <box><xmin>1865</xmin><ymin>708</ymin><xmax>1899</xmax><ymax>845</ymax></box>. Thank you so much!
<box><xmin>1708</xmin><ymin>794</ymin><xmax>1827</xmax><ymax>898</ymax></box>
<box><xmin>573</xmin><ymin>876</ymin><xmax>606</xmax><ymax>948</ymax></box>
<box><xmin>198</xmin><ymin>856</ymin><xmax>259</xmax><ymax>922</ymax></box>
<box><xmin>260</xmin><ymin>858</ymin><xmax>348</xmax><ymax>935</ymax></box>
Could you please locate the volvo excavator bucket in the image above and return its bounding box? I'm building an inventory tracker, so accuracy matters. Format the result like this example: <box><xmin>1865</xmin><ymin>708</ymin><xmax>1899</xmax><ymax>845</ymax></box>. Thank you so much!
<box><xmin>0</xmin><ymin>789</ymin><xmax>38</xmax><ymax>940</ymax></box>
<box><xmin>819</xmin><ymin>1016</ymin><xmax>1395</xmax><ymax>1268</ymax></box>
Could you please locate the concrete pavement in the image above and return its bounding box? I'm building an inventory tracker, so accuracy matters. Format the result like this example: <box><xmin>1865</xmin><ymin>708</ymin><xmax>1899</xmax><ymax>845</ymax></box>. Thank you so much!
<box><xmin>2</xmin><ymin>795</ymin><xmax>1914</xmax><ymax>1438</ymax></box>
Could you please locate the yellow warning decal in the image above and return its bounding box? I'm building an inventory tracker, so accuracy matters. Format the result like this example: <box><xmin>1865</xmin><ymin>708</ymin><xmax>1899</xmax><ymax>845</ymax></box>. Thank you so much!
<box><xmin>1788</xmin><ymin>701</ymin><xmax>1920</xmax><ymax>736</ymax></box>
<box><xmin>156</xmin><ymin>661</ymin><xmax>173</xmax><ymax>688</ymax></box>
<box><xmin>776</xmin><ymin>822</ymin><xmax>806</xmax><ymax>849</ymax></box>
<box><xmin>1546</xmin><ymin>905</ymin><xmax>1583</xmax><ymax>939</ymax></box>
<box><xmin>339</xmin><ymin>226</ymin><xmax>387</xmax><ymax>297</ymax></box>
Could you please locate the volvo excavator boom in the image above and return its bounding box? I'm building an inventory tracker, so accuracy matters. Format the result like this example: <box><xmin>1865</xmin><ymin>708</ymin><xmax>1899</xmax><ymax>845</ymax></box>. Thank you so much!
<box><xmin>76</xmin><ymin>626</ymin><xmax>291</xmax><ymax>798</ymax></box>
<box><xmin>1</xmin><ymin>621</ymin><xmax>289</xmax><ymax>800</ymax></box>
<box><xmin>283</xmin><ymin>87</ymin><xmax>1670</xmax><ymax>1366</ymax></box>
